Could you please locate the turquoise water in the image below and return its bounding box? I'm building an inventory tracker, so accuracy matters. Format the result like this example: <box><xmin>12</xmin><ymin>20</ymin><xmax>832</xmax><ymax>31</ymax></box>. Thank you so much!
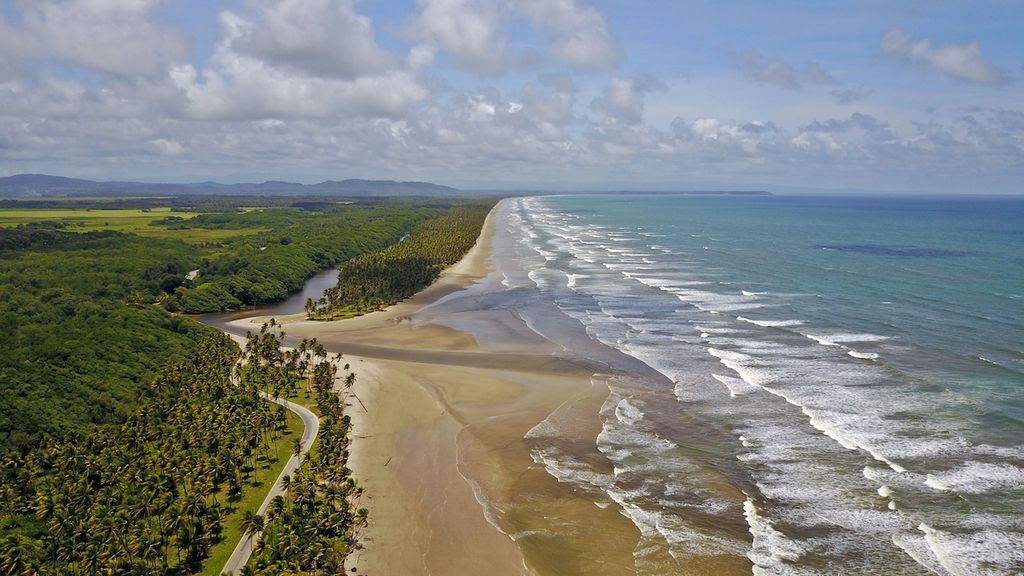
<box><xmin>503</xmin><ymin>195</ymin><xmax>1024</xmax><ymax>574</ymax></box>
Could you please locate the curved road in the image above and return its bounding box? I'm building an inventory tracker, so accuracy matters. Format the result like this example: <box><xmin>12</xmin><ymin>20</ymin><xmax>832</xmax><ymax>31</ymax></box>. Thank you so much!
<box><xmin>221</xmin><ymin>392</ymin><xmax>319</xmax><ymax>576</ymax></box>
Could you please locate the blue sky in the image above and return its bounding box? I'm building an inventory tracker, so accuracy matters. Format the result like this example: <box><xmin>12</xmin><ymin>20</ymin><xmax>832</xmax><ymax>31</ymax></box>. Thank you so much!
<box><xmin>1</xmin><ymin>1</ymin><xmax>1021</xmax><ymax>193</ymax></box>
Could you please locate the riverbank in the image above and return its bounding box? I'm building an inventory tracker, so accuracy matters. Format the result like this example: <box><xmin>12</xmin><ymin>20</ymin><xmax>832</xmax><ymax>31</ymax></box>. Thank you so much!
<box><xmin>217</xmin><ymin>202</ymin><xmax>643</xmax><ymax>575</ymax></box>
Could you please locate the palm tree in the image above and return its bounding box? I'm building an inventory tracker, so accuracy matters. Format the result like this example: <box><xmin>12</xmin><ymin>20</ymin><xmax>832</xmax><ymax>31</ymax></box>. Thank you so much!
<box><xmin>240</xmin><ymin>511</ymin><xmax>265</xmax><ymax>552</ymax></box>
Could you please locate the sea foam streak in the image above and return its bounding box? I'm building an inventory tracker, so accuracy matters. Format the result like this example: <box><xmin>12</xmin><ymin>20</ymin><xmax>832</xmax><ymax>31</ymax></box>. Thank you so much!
<box><xmin>924</xmin><ymin>461</ymin><xmax>1024</xmax><ymax>494</ymax></box>
<box><xmin>737</xmin><ymin>316</ymin><xmax>804</xmax><ymax>328</ymax></box>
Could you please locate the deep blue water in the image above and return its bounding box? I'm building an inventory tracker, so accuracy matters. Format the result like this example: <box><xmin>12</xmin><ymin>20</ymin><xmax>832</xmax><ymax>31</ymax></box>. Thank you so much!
<box><xmin>505</xmin><ymin>194</ymin><xmax>1024</xmax><ymax>574</ymax></box>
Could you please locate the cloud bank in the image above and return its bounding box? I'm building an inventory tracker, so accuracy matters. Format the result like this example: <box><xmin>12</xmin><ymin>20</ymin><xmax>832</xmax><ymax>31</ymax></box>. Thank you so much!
<box><xmin>0</xmin><ymin>2</ymin><xmax>1020</xmax><ymax>193</ymax></box>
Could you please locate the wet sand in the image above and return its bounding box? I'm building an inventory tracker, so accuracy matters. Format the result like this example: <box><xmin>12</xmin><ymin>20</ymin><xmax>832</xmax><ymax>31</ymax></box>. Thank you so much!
<box><xmin>222</xmin><ymin>207</ymin><xmax>643</xmax><ymax>575</ymax></box>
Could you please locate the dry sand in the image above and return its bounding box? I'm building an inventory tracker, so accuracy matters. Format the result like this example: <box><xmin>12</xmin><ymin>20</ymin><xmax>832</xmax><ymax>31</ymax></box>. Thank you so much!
<box><xmin>224</xmin><ymin>207</ymin><xmax>642</xmax><ymax>575</ymax></box>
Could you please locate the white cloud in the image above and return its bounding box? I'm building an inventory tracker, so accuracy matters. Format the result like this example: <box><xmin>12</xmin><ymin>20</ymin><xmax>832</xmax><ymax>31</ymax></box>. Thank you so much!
<box><xmin>516</xmin><ymin>0</ymin><xmax>622</xmax><ymax>70</ymax></box>
<box><xmin>0</xmin><ymin>0</ymin><xmax>187</xmax><ymax>78</ymax></box>
<box><xmin>150</xmin><ymin>138</ymin><xmax>185</xmax><ymax>156</ymax></box>
<box><xmin>591</xmin><ymin>75</ymin><xmax>666</xmax><ymax>125</ymax></box>
<box><xmin>406</xmin><ymin>0</ymin><xmax>620</xmax><ymax>73</ymax></box>
<box><xmin>733</xmin><ymin>51</ymin><xmax>837</xmax><ymax>90</ymax></box>
<box><xmin>882</xmin><ymin>29</ymin><xmax>1006</xmax><ymax>85</ymax></box>
<box><xmin>0</xmin><ymin>2</ymin><xmax>1021</xmax><ymax>193</ymax></box>
<box><xmin>170</xmin><ymin>59</ymin><xmax>427</xmax><ymax>121</ymax></box>
<box><xmin>407</xmin><ymin>0</ymin><xmax>508</xmax><ymax>73</ymax></box>
<box><xmin>226</xmin><ymin>0</ymin><xmax>398</xmax><ymax>79</ymax></box>
<box><xmin>170</xmin><ymin>3</ymin><xmax>428</xmax><ymax>121</ymax></box>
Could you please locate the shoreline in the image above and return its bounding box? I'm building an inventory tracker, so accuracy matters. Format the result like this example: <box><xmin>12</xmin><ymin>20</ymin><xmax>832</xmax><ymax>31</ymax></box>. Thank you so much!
<box><xmin>219</xmin><ymin>201</ymin><xmax>644</xmax><ymax>575</ymax></box>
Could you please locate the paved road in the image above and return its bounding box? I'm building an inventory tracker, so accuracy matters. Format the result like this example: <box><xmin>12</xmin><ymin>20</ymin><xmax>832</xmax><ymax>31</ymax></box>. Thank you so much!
<box><xmin>221</xmin><ymin>392</ymin><xmax>319</xmax><ymax>576</ymax></box>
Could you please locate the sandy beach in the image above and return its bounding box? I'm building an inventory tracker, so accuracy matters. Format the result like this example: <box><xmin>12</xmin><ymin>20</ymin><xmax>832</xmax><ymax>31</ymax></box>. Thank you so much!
<box><xmin>222</xmin><ymin>205</ymin><xmax>644</xmax><ymax>575</ymax></box>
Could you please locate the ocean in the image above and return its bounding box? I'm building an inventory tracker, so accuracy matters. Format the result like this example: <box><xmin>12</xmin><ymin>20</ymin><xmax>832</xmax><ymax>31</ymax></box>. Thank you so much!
<box><xmin>485</xmin><ymin>194</ymin><xmax>1024</xmax><ymax>574</ymax></box>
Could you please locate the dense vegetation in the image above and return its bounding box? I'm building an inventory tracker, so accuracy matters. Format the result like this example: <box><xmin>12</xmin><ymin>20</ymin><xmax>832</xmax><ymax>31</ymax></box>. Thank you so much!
<box><xmin>152</xmin><ymin>203</ymin><xmax>441</xmax><ymax>312</ymax></box>
<box><xmin>242</xmin><ymin>328</ymin><xmax>363</xmax><ymax>575</ymax></box>
<box><xmin>0</xmin><ymin>226</ymin><xmax>206</xmax><ymax>454</ymax></box>
<box><xmin>0</xmin><ymin>199</ymin><xmax>451</xmax><ymax>455</ymax></box>
<box><xmin>308</xmin><ymin>204</ymin><xmax>492</xmax><ymax>319</ymax></box>
<box><xmin>0</xmin><ymin>331</ymin><xmax>291</xmax><ymax>574</ymax></box>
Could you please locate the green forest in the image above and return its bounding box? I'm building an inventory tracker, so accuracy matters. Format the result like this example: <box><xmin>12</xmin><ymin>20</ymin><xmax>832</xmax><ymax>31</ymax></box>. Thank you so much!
<box><xmin>308</xmin><ymin>205</ymin><xmax>492</xmax><ymax>319</ymax></box>
<box><xmin>156</xmin><ymin>202</ymin><xmax>441</xmax><ymax>312</ymax></box>
<box><xmin>0</xmin><ymin>227</ymin><xmax>209</xmax><ymax>454</ymax></box>
<box><xmin>0</xmin><ymin>196</ymin><xmax>492</xmax><ymax>574</ymax></box>
<box><xmin>0</xmin><ymin>198</ymin><xmax>458</xmax><ymax>456</ymax></box>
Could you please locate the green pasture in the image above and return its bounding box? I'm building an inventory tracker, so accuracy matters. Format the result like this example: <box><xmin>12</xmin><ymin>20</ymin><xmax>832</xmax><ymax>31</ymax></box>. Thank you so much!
<box><xmin>0</xmin><ymin>207</ymin><xmax>264</xmax><ymax>242</ymax></box>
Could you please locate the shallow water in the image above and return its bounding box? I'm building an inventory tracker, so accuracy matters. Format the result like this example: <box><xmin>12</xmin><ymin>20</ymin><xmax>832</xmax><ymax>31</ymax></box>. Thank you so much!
<box><xmin>484</xmin><ymin>194</ymin><xmax>1024</xmax><ymax>575</ymax></box>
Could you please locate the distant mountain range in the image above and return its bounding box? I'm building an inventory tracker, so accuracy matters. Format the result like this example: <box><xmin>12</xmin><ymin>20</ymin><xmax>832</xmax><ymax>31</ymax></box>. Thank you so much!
<box><xmin>0</xmin><ymin>174</ymin><xmax>465</xmax><ymax>198</ymax></box>
<box><xmin>0</xmin><ymin>174</ymin><xmax>772</xmax><ymax>198</ymax></box>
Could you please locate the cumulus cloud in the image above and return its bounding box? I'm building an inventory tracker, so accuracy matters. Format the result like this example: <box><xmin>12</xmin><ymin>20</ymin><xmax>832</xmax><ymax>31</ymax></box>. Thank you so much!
<box><xmin>405</xmin><ymin>0</ymin><xmax>620</xmax><ymax>73</ymax></box>
<box><xmin>170</xmin><ymin>2</ymin><xmax>428</xmax><ymax>121</ymax></box>
<box><xmin>882</xmin><ymin>29</ymin><xmax>1006</xmax><ymax>85</ymax></box>
<box><xmin>407</xmin><ymin>0</ymin><xmax>509</xmax><ymax>73</ymax></box>
<box><xmin>799</xmin><ymin>113</ymin><xmax>897</xmax><ymax>144</ymax></box>
<box><xmin>516</xmin><ymin>0</ymin><xmax>622</xmax><ymax>70</ymax></box>
<box><xmin>0</xmin><ymin>0</ymin><xmax>187</xmax><ymax>78</ymax></box>
<box><xmin>0</xmin><ymin>2</ymin><xmax>1021</xmax><ymax>193</ymax></box>
<box><xmin>733</xmin><ymin>50</ymin><xmax>837</xmax><ymax>90</ymax></box>
<box><xmin>591</xmin><ymin>74</ymin><xmax>666</xmax><ymax>125</ymax></box>
<box><xmin>226</xmin><ymin>0</ymin><xmax>398</xmax><ymax>79</ymax></box>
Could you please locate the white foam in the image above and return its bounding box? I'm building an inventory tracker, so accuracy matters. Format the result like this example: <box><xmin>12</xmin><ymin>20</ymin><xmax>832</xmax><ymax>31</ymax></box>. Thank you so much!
<box><xmin>712</xmin><ymin>373</ymin><xmax>759</xmax><ymax>397</ymax></box>
<box><xmin>526</xmin><ymin>269</ymin><xmax>541</xmax><ymax>287</ymax></box>
<box><xmin>737</xmin><ymin>316</ymin><xmax>805</xmax><ymax>328</ymax></box>
<box><xmin>806</xmin><ymin>332</ymin><xmax>890</xmax><ymax>345</ymax></box>
<box><xmin>892</xmin><ymin>532</ymin><xmax>953</xmax><ymax>576</ymax></box>
<box><xmin>708</xmin><ymin>348</ymin><xmax>909</xmax><ymax>472</ymax></box>
<box><xmin>924</xmin><ymin>461</ymin><xmax>1024</xmax><ymax>494</ymax></box>
<box><xmin>805</xmin><ymin>334</ymin><xmax>840</xmax><ymax>346</ymax></box>
<box><xmin>614</xmin><ymin>397</ymin><xmax>645</xmax><ymax>426</ymax></box>
<box><xmin>743</xmin><ymin>498</ymin><xmax>806</xmax><ymax>574</ymax></box>
<box><xmin>511</xmin><ymin>196</ymin><xmax>1024</xmax><ymax>573</ymax></box>
<box><xmin>918</xmin><ymin>523</ymin><xmax>1024</xmax><ymax>576</ymax></box>
<box><xmin>529</xmin><ymin>447</ymin><xmax>613</xmax><ymax>493</ymax></box>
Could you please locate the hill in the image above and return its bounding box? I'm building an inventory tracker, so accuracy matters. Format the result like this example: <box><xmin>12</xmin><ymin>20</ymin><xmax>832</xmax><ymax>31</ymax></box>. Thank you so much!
<box><xmin>0</xmin><ymin>173</ymin><xmax>464</xmax><ymax>198</ymax></box>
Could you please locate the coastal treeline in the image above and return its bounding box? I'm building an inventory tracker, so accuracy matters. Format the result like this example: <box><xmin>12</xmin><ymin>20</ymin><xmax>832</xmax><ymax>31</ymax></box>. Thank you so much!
<box><xmin>0</xmin><ymin>331</ymin><xmax>283</xmax><ymax>574</ymax></box>
<box><xmin>307</xmin><ymin>204</ymin><xmax>492</xmax><ymax>319</ymax></box>
<box><xmin>243</xmin><ymin>328</ymin><xmax>364</xmax><ymax>575</ymax></box>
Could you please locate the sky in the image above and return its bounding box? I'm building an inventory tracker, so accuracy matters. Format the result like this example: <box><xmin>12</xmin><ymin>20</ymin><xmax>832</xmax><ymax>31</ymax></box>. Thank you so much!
<box><xmin>0</xmin><ymin>1</ymin><xmax>1022</xmax><ymax>193</ymax></box>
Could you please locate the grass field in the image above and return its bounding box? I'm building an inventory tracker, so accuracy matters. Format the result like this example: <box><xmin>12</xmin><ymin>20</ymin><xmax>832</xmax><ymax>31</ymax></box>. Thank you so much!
<box><xmin>0</xmin><ymin>207</ymin><xmax>266</xmax><ymax>243</ymax></box>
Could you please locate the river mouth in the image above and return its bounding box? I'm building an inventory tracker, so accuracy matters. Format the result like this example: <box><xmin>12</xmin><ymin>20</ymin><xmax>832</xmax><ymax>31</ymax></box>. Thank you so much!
<box><xmin>195</xmin><ymin>266</ymin><xmax>338</xmax><ymax>333</ymax></box>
